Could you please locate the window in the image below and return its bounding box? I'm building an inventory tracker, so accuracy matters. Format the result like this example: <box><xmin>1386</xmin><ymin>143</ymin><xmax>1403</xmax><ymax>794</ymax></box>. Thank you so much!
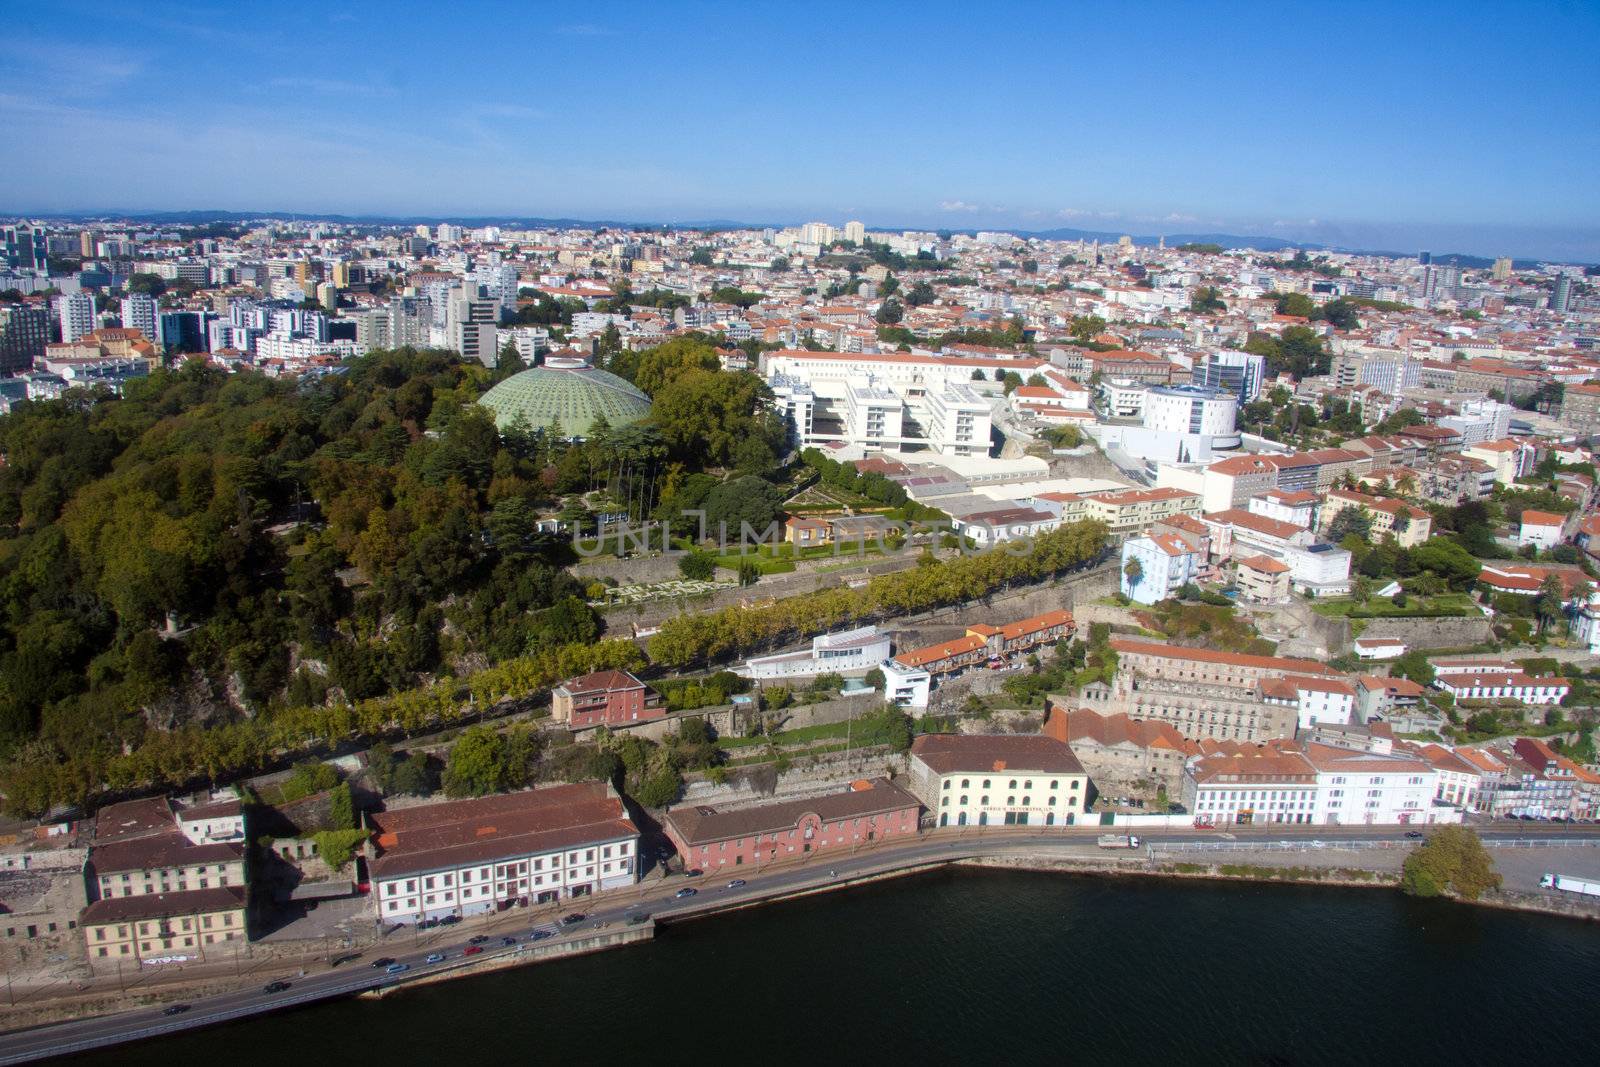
<box><xmin>942</xmin><ymin>780</ymin><xmax>951</xmax><ymax>790</ymax></box>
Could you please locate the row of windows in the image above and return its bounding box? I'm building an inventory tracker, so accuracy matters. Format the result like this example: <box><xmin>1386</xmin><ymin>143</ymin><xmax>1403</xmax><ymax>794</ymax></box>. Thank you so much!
<box><xmin>943</xmin><ymin>795</ymin><xmax>1073</xmax><ymax>808</ymax></box>
<box><xmin>943</xmin><ymin>778</ymin><xmax>1079</xmax><ymax>791</ymax></box>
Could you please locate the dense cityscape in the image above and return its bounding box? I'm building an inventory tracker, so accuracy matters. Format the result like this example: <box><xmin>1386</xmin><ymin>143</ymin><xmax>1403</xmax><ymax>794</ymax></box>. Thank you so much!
<box><xmin>3</xmin><ymin>1</ymin><xmax>1600</xmax><ymax>1062</ymax></box>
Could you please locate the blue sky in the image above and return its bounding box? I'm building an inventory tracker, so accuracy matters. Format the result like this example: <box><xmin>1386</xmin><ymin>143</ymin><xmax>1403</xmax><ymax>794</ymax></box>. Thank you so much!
<box><xmin>3</xmin><ymin>0</ymin><xmax>1598</xmax><ymax>260</ymax></box>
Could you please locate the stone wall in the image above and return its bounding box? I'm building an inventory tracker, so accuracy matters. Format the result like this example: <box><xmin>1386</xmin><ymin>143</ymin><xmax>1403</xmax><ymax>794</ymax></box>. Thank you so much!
<box><xmin>1357</xmin><ymin>615</ymin><xmax>1494</xmax><ymax>651</ymax></box>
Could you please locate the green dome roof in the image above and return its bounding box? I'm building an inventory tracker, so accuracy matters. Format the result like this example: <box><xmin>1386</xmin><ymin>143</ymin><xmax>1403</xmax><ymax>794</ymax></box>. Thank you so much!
<box><xmin>478</xmin><ymin>360</ymin><xmax>652</xmax><ymax>438</ymax></box>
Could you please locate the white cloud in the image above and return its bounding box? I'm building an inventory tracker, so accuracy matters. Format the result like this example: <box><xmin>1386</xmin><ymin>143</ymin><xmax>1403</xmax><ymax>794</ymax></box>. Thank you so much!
<box><xmin>940</xmin><ymin>200</ymin><xmax>982</xmax><ymax>212</ymax></box>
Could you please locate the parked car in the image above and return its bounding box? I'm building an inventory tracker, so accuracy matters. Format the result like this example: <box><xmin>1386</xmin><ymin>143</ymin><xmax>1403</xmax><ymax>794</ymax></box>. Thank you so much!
<box><xmin>501</xmin><ymin>936</ymin><xmax>517</xmax><ymax>946</ymax></box>
<box><xmin>162</xmin><ymin>1004</ymin><xmax>189</xmax><ymax>1016</ymax></box>
<box><xmin>370</xmin><ymin>957</ymin><xmax>396</xmax><ymax>969</ymax></box>
<box><xmin>675</xmin><ymin>887</ymin><xmax>698</xmax><ymax>898</ymax></box>
<box><xmin>1404</xmin><ymin>830</ymin><xmax>1424</xmax><ymax>839</ymax></box>
<box><xmin>725</xmin><ymin>879</ymin><xmax>747</xmax><ymax>890</ymax></box>
<box><xmin>386</xmin><ymin>962</ymin><xmax>409</xmax><ymax>975</ymax></box>
<box><xmin>424</xmin><ymin>953</ymin><xmax>445</xmax><ymax>964</ymax></box>
<box><xmin>262</xmin><ymin>981</ymin><xmax>291</xmax><ymax>994</ymax></box>
<box><xmin>561</xmin><ymin>913</ymin><xmax>586</xmax><ymax>925</ymax></box>
<box><xmin>468</xmin><ymin>935</ymin><xmax>489</xmax><ymax>945</ymax></box>
<box><xmin>462</xmin><ymin>945</ymin><xmax>483</xmax><ymax>957</ymax></box>
<box><xmin>529</xmin><ymin>930</ymin><xmax>554</xmax><ymax>941</ymax></box>
<box><xmin>684</xmin><ymin>868</ymin><xmax>703</xmax><ymax>878</ymax></box>
<box><xmin>439</xmin><ymin>914</ymin><xmax>461</xmax><ymax>925</ymax></box>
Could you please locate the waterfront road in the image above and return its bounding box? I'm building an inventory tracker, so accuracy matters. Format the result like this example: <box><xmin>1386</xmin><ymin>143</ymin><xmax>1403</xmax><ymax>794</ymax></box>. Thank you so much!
<box><xmin>3</xmin><ymin>821</ymin><xmax>1595</xmax><ymax>1064</ymax></box>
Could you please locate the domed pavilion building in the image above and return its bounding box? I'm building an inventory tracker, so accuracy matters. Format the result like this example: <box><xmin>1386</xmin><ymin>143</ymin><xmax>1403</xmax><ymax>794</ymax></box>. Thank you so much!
<box><xmin>477</xmin><ymin>355</ymin><xmax>651</xmax><ymax>439</ymax></box>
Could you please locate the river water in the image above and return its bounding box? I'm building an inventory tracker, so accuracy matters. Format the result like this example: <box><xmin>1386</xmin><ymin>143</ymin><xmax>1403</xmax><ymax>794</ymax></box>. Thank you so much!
<box><xmin>68</xmin><ymin>869</ymin><xmax>1600</xmax><ymax>1065</ymax></box>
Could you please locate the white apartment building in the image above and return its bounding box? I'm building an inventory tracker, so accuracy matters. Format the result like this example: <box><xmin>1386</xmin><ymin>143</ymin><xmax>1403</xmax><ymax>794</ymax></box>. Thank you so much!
<box><xmin>366</xmin><ymin>783</ymin><xmax>639</xmax><ymax>923</ymax></box>
<box><xmin>1120</xmin><ymin>533</ymin><xmax>1201</xmax><ymax>605</ymax></box>
<box><xmin>1304</xmin><ymin>743</ymin><xmax>1436</xmax><ymax>826</ymax></box>
<box><xmin>844</xmin><ymin>384</ymin><xmax>905</xmax><ymax>447</ymax></box>
<box><xmin>1248</xmin><ymin>489</ymin><xmax>1318</xmax><ymax>530</ymax></box>
<box><xmin>923</xmin><ymin>384</ymin><xmax>992</xmax><ymax>457</ymax></box>
<box><xmin>1183</xmin><ymin>741</ymin><xmax>1442</xmax><ymax>826</ymax></box>
<box><xmin>56</xmin><ymin>292</ymin><xmax>95</xmax><ymax>343</ymax></box>
<box><xmin>770</xmin><ymin>375</ymin><xmax>815</xmax><ymax>446</ymax></box>
<box><xmin>120</xmin><ymin>293</ymin><xmax>158</xmax><ymax>342</ymax></box>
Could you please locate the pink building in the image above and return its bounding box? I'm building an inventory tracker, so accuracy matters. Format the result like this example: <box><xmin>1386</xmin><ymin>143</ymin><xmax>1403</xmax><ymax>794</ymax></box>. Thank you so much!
<box><xmin>550</xmin><ymin>669</ymin><xmax>665</xmax><ymax>729</ymax></box>
<box><xmin>662</xmin><ymin>779</ymin><xmax>922</xmax><ymax>872</ymax></box>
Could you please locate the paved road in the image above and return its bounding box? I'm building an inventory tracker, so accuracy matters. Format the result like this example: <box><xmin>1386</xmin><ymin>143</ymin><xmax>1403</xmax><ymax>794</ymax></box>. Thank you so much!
<box><xmin>2</xmin><ymin>821</ymin><xmax>1595</xmax><ymax>1064</ymax></box>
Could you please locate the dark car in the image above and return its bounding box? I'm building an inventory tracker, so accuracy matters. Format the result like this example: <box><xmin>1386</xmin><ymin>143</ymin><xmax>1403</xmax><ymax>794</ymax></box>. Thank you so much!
<box><xmin>439</xmin><ymin>914</ymin><xmax>461</xmax><ymax>926</ymax></box>
<box><xmin>468</xmin><ymin>934</ymin><xmax>489</xmax><ymax>945</ymax></box>
<box><xmin>529</xmin><ymin>930</ymin><xmax>554</xmax><ymax>941</ymax></box>
<box><xmin>331</xmin><ymin>953</ymin><xmax>361</xmax><ymax>967</ymax></box>
<box><xmin>561</xmin><ymin>913</ymin><xmax>586</xmax><ymax>925</ymax></box>
<box><xmin>1404</xmin><ymin>830</ymin><xmax>1424</xmax><ymax>839</ymax></box>
<box><xmin>675</xmin><ymin>887</ymin><xmax>698</xmax><ymax>899</ymax></box>
<box><xmin>162</xmin><ymin>1004</ymin><xmax>190</xmax><ymax>1016</ymax></box>
<box><xmin>262</xmin><ymin>981</ymin><xmax>291</xmax><ymax>994</ymax></box>
<box><xmin>370</xmin><ymin>957</ymin><xmax>397</xmax><ymax>969</ymax></box>
<box><xmin>684</xmin><ymin>868</ymin><xmax>703</xmax><ymax>878</ymax></box>
<box><xmin>725</xmin><ymin>879</ymin><xmax>747</xmax><ymax>890</ymax></box>
<box><xmin>501</xmin><ymin>936</ymin><xmax>517</xmax><ymax>946</ymax></box>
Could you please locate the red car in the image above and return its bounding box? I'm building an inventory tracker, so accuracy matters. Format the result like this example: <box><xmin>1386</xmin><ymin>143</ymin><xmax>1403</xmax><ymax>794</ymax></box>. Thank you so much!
<box><xmin>462</xmin><ymin>945</ymin><xmax>483</xmax><ymax>957</ymax></box>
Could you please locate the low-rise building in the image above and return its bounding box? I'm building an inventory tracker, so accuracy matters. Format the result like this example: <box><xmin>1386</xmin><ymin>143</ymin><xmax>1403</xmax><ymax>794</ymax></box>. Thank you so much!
<box><xmin>365</xmin><ymin>782</ymin><xmax>639</xmax><ymax>923</ymax></box>
<box><xmin>550</xmin><ymin>669</ymin><xmax>665</xmax><ymax>730</ymax></box>
<box><xmin>1235</xmin><ymin>554</ymin><xmax>1291</xmax><ymax>603</ymax></box>
<box><xmin>1318</xmin><ymin>488</ymin><xmax>1431</xmax><ymax>548</ymax></box>
<box><xmin>80</xmin><ymin>886</ymin><xmax>247</xmax><ymax>970</ymax></box>
<box><xmin>907</xmin><ymin>734</ymin><xmax>1090</xmax><ymax>827</ymax></box>
<box><xmin>662</xmin><ymin>779</ymin><xmax>921</xmax><ymax>871</ymax></box>
<box><xmin>1043</xmin><ymin>705</ymin><xmax>1199</xmax><ymax>796</ymax></box>
<box><xmin>1434</xmin><ymin>671</ymin><xmax>1570</xmax><ymax>706</ymax></box>
<box><xmin>739</xmin><ymin>625</ymin><xmax>891</xmax><ymax>680</ymax></box>
<box><xmin>1518</xmin><ymin>510</ymin><xmax>1569</xmax><ymax>551</ymax></box>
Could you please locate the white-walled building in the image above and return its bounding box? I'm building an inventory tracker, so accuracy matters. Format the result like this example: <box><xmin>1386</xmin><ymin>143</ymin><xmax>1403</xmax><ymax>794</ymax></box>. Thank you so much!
<box><xmin>1303</xmin><ymin>743</ymin><xmax>1436</xmax><ymax>826</ymax></box>
<box><xmin>923</xmin><ymin>384</ymin><xmax>992</xmax><ymax>457</ymax></box>
<box><xmin>1433</xmin><ymin>671</ymin><xmax>1570</xmax><ymax>705</ymax></box>
<box><xmin>1279</xmin><ymin>542</ymin><xmax>1353</xmax><ymax>597</ymax></box>
<box><xmin>879</xmin><ymin>659</ymin><xmax>932</xmax><ymax>710</ymax></box>
<box><xmin>366</xmin><ymin>783</ymin><xmax>639</xmax><ymax>923</ymax></box>
<box><xmin>56</xmin><ymin>292</ymin><xmax>95</xmax><ymax>343</ymax></box>
<box><xmin>120</xmin><ymin>293</ymin><xmax>158</xmax><ymax>344</ymax></box>
<box><xmin>1141</xmin><ymin>383</ymin><xmax>1238</xmax><ymax>438</ymax></box>
<box><xmin>844</xmin><ymin>384</ymin><xmax>905</xmax><ymax>448</ymax></box>
<box><xmin>1518</xmin><ymin>511</ymin><xmax>1567</xmax><ymax>551</ymax></box>
<box><xmin>1120</xmin><ymin>533</ymin><xmax>1201</xmax><ymax>605</ymax></box>
<box><xmin>739</xmin><ymin>626</ymin><xmax>892</xmax><ymax>680</ymax></box>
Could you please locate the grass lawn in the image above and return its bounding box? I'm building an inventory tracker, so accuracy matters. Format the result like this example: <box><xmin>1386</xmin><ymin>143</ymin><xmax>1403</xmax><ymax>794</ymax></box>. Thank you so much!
<box><xmin>717</xmin><ymin>719</ymin><xmax>859</xmax><ymax>749</ymax></box>
<box><xmin>1311</xmin><ymin>592</ymin><xmax>1478</xmax><ymax>618</ymax></box>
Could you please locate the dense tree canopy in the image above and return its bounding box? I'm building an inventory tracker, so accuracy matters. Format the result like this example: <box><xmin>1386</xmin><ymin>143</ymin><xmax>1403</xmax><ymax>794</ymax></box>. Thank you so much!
<box><xmin>0</xmin><ymin>350</ymin><xmax>621</xmax><ymax>811</ymax></box>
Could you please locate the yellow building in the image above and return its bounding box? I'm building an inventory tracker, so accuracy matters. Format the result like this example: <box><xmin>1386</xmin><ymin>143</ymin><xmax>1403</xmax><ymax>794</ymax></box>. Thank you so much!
<box><xmin>1319</xmin><ymin>487</ymin><xmax>1432</xmax><ymax>547</ymax></box>
<box><xmin>81</xmin><ymin>887</ymin><xmax>246</xmax><ymax>969</ymax></box>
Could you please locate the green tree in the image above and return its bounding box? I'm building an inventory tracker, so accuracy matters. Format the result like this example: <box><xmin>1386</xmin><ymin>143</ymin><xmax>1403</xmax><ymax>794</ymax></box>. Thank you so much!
<box><xmin>679</xmin><ymin>550</ymin><xmax>717</xmax><ymax>581</ymax></box>
<box><xmin>1327</xmin><ymin>506</ymin><xmax>1373</xmax><ymax>543</ymax></box>
<box><xmin>1400</xmin><ymin>826</ymin><xmax>1501</xmax><ymax>900</ymax></box>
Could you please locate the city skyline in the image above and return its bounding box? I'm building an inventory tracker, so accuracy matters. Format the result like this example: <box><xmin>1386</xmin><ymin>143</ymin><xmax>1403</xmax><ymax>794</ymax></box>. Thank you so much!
<box><xmin>3</xmin><ymin>1</ymin><xmax>1598</xmax><ymax>261</ymax></box>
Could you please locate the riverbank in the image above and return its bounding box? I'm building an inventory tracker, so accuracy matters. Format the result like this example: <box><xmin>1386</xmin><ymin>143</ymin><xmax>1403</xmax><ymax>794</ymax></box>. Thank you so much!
<box><xmin>5</xmin><ymin>831</ymin><xmax>1600</xmax><ymax>1058</ymax></box>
